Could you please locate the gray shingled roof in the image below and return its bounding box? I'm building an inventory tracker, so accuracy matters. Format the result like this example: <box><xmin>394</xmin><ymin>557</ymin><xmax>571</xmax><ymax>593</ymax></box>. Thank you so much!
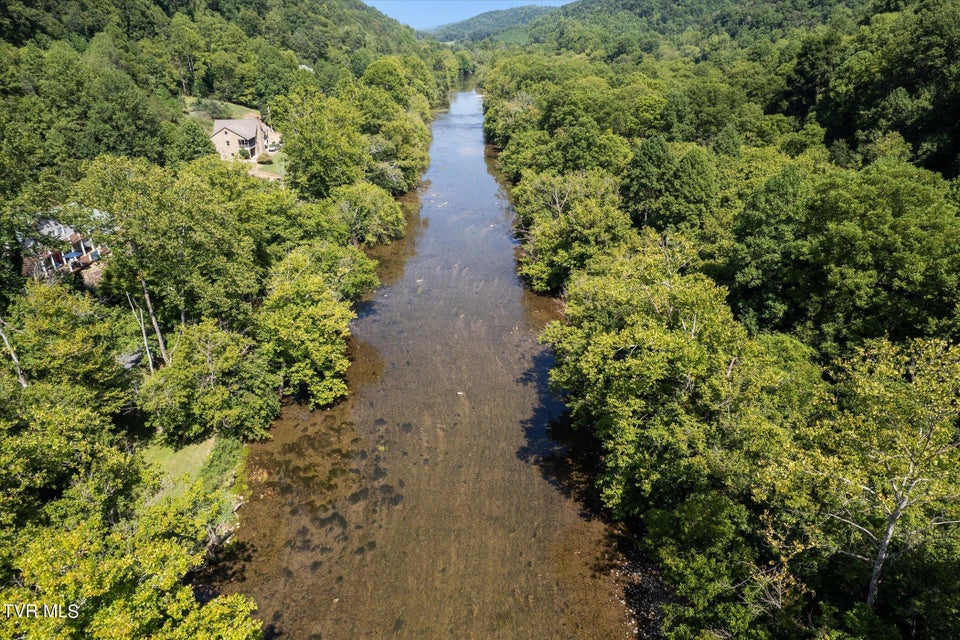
<box><xmin>212</xmin><ymin>119</ymin><xmax>260</xmax><ymax>139</ymax></box>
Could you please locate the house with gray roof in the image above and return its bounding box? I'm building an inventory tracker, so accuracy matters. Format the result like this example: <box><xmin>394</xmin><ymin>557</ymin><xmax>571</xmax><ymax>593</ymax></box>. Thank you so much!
<box><xmin>210</xmin><ymin>118</ymin><xmax>278</xmax><ymax>160</ymax></box>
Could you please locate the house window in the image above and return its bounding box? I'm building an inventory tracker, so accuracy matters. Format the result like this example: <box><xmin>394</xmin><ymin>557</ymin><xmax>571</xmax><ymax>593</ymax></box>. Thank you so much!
<box><xmin>226</xmin><ymin>140</ymin><xmax>230</xmax><ymax>146</ymax></box>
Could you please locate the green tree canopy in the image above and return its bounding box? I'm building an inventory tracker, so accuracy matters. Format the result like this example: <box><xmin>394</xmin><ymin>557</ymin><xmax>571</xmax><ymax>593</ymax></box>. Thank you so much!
<box><xmin>327</xmin><ymin>180</ymin><xmax>406</xmax><ymax>246</ymax></box>
<box><xmin>256</xmin><ymin>247</ymin><xmax>359</xmax><ymax>407</ymax></box>
<box><xmin>270</xmin><ymin>85</ymin><xmax>369</xmax><ymax>200</ymax></box>
<box><xmin>138</xmin><ymin>321</ymin><xmax>280</xmax><ymax>444</ymax></box>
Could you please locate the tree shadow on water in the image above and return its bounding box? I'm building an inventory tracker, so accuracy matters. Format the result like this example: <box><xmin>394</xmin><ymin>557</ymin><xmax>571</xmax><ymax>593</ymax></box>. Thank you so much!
<box><xmin>515</xmin><ymin>348</ymin><xmax>602</xmax><ymax>514</ymax></box>
<box><xmin>192</xmin><ymin>538</ymin><xmax>256</xmax><ymax>603</ymax></box>
<box><xmin>515</xmin><ymin>348</ymin><xmax>669</xmax><ymax>638</ymax></box>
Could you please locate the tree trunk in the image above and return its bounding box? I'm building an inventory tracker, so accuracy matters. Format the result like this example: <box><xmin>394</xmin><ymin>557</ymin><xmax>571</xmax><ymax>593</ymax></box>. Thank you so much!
<box><xmin>0</xmin><ymin>316</ymin><xmax>27</xmax><ymax>387</ymax></box>
<box><xmin>140</xmin><ymin>274</ymin><xmax>170</xmax><ymax>365</ymax></box>
<box><xmin>867</xmin><ymin>509</ymin><xmax>901</xmax><ymax>608</ymax></box>
<box><xmin>127</xmin><ymin>293</ymin><xmax>154</xmax><ymax>373</ymax></box>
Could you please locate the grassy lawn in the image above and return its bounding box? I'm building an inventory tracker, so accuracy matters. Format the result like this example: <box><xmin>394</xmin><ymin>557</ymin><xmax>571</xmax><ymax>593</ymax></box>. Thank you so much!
<box><xmin>141</xmin><ymin>437</ymin><xmax>217</xmax><ymax>500</ymax></box>
<box><xmin>258</xmin><ymin>151</ymin><xmax>287</xmax><ymax>177</ymax></box>
<box><xmin>182</xmin><ymin>96</ymin><xmax>259</xmax><ymax>133</ymax></box>
<box><xmin>141</xmin><ymin>436</ymin><xmax>250</xmax><ymax>520</ymax></box>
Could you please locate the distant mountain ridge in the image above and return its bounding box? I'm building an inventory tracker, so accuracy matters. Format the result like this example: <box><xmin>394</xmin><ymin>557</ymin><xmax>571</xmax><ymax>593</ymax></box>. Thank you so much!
<box><xmin>428</xmin><ymin>5</ymin><xmax>558</xmax><ymax>42</ymax></box>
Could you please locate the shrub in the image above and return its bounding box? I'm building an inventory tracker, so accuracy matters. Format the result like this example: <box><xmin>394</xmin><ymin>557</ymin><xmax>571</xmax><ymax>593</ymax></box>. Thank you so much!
<box><xmin>196</xmin><ymin>97</ymin><xmax>230</xmax><ymax>119</ymax></box>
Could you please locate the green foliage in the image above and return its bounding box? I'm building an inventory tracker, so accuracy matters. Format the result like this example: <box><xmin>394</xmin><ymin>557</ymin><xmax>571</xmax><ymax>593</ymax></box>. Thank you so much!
<box><xmin>541</xmin><ymin>231</ymin><xmax>829</xmax><ymax>636</ymax></box>
<box><xmin>784</xmin><ymin>29</ymin><xmax>843</xmax><ymax>118</ymax></box>
<box><xmin>482</xmin><ymin>7</ymin><xmax>960</xmax><ymax>634</ymax></box>
<box><xmin>518</xmin><ymin>190</ymin><xmax>636</xmax><ymax>293</ymax></box>
<box><xmin>512</xmin><ymin>169</ymin><xmax>621</xmax><ymax>232</ymax></box>
<box><xmin>168</xmin><ymin>119</ymin><xmax>217</xmax><ymax>164</ymax></box>
<box><xmin>195</xmin><ymin>98</ymin><xmax>231</xmax><ymax>120</ymax></box>
<box><xmin>287</xmin><ymin>241</ymin><xmax>379</xmax><ymax>302</ymax></box>
<box><xmin>0</xmin><ymin>209</ymin><xmax>23</xmax><ymax>312</ymax></box>
<box><xmin>658</xmin><ymin>147</ymin><xmax>718</xmax><ymax>233</ymax></box>
<box><xmin>795</xmin><ymin>338</ymin><xmax>960</xmax><ymax>612</ymax></box>
<box><xmin>621</xmin><ymin>136</ymin><xmax>673</xmax><ymax>227</ymax></box>
<box><xmin>0</xmin><ymin>378</ymin><xmax>117</xmax><ymax>578</ymax></box>
<box><xmin>727</xmin><ymin>165</ymin><xmax>813</xmax><ymax>333</ymax></box>
<box><xmin>543</xmin><ymin>231</ymin><xmax>800</xmax><ymax>512</ymax></box>
<box><xmin>256</xmin><ymin>248</ymin><xmax>359</xmax><ymax>407</ymax></box>
<box><xmin>369</xmin><ymin>113</ymin><xmax>431</xmax><ymax>193</ymax></box>
<box><xmin>0</xmin><ymin>0</ymin><xmax>446</xmax><ymax>208</ymax></box>
<box><xmin>524</xmin><ymin>0</ymin><xmax>859</xmax><ymax>54</ymax></box>
<box><xmin>429</xmin><ymin>6</ymin><xmax>558</xmax><ymax>43</ymax></box>
<box><xmin>198</xmin><ymin>436</ymin><xmax>245</xmax><ymax>493</ymax></box>
<box><xmin>499</xmin><ymin>129</ymin><xmax>554</xmax><ymax>182</ymax></box>
<box><xmin>0</xmin><ymin>375</ymin><xmax>259</xmax><ymax>637</ymax></box>
<box><xmin>138</xmin><ymin>321</ymin><xmax>280</xmax><ymax>444</ymax></box>
<box><xmin>552</xmin><ymin>120</ymin><xmax>631</xmax><ymax>174</ymax></box>
<box><xmin>0</xmin><ymin>482</ymin><xmax>262</xmax><ymax>639</ymax></box>
<box><xmin>327</xmin><ymin>181</ymin><xmax>406</xmax><ymax>246</ymax></box>
<box><xmin>361</xmin><ymin>56</ymin><xmax>419</xmax><ymax>109</ymax></box>
<box><xmin>729</xmin><ymin>158</ymin><xmax>960</xmax><ymax>356</ymax></box>
<box><xmin>73</xmin><ymin>155</ymin><xmax>262</xmax><ymax>330</ymax></box>
<box><xmin>5</xmin><ymin>280</ymin><xmax>133</xmax><ymax>413</ymax></box>
<box><xmin>344</xmin><ymin>59</ymin><xmax>433</xmax><ymax>193</ymax></box>
<box><xmin>270</xmin><ymin>85</ymin><xmax>369</xmax><ymax>200</ymax></box>
<box><xmin>0</xmin><ymin>0</ymin><xmax>436</xmax><ymax>636</ymax></box>
<box><xmin>818</xmin><ymin>0</ymin><xmax>960</xmax><ymax>176</ymax></box>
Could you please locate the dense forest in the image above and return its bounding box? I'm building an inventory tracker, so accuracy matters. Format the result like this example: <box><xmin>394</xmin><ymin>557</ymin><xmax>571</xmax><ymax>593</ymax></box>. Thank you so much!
<box><xmin>0</xmin><ymin>1</ymin><xmax>468</xmax><ymax>637</ymax></box>
<box><xmin>479</xmin><ymin>0</ymin><xmax>960</xmax><ymax>636</ymax></box>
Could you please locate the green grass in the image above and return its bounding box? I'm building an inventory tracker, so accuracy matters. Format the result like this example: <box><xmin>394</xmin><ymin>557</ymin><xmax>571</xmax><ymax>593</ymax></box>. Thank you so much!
<box><xmin>199</xmin><ymin>437</ymin><xmax>250</xmax><ymax>521</ymax></box>
<box><xmin>182</xmin><ymin>96</ymin><xmax>259</xmax><ymax>133</ymax></box>
<box><xmin>141</xmin><ymin>435</ymin><xmax>251</xmax><ymax>522</ymax></box>
<box><xmin>493</xmin><ymin>26</ymin><xmax>532</xmax><ymax>45</ymax></box>
<box><xmin>141</xmin><ymin>437</ymin><xmax>217</xmax><ymax>500</ymax></box>
<box><xmin>199</xmin><ymin>437</ymin><xmax>245</xmax><ymax>492</ymax></box>
<box><xmin>259</xmin><ymin>151</ymin><xmax>287</xmax><ymax>177</ymax></box>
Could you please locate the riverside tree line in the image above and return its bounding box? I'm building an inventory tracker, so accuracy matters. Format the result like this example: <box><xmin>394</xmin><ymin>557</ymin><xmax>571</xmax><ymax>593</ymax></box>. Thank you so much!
<box><xmin>477</xmin><ymin>0</ymin><xmax>960</xmax><ymax>636</ymax></box>
<box><xmin>0</xmin><ymin>0</ymin><xmax>468</xmax><ymax>636</ymax></box>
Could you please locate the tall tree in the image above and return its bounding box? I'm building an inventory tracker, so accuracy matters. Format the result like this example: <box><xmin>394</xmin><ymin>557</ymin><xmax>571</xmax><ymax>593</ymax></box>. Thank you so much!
<box><xmin>256</xmin><ymin>245</ymin><xmax>360</xmax><ymax>407</ymax></box>
<box><xmin>270</xmin><ymin>85</ymin><xmax>369</xmax><ymax>200</ymax></box>
<box><xmin>798</xmin><ymin>338</ymin><xmax>960</xmax><ymax>609</ymax></box>
<box><xmin>5</xmin><ymin>280</ymin><xmax>133</xmax><ymax>413</ymax></box>
<box><xmin>327</xmin><ymin>181</ymin><xmax>406</xmax><ymax>246</ymax></box>
<box><xmin>167</xmin><ymin>119</ymin><xmax>217</xmax><ymax>164</ymax></box>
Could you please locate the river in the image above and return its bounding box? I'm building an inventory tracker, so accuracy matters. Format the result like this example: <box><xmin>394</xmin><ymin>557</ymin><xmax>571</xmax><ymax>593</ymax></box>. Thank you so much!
<box><xmin>213</xmin><ymin>90</ymin><xmax>638</xmax><ymax>639</ymax></box>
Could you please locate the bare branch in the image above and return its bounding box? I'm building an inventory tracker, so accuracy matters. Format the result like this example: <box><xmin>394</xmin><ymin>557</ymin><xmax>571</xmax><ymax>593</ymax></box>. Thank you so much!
<box><xmin>825</xmin><ymin>512</ymin><xmax>879</xmax><ymax>545</ymax></box>
<box><xmin>0</xmin><ymin>314</ymin><xmax>28</xmax><ymax>388</ymax></box>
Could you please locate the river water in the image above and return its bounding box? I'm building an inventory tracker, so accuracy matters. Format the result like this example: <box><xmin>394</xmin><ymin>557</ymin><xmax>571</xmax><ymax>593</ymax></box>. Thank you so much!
<box><xmin>214</xmin><ymin>91</ymin><xmax>636</xmax><ymax>639</ymax></box>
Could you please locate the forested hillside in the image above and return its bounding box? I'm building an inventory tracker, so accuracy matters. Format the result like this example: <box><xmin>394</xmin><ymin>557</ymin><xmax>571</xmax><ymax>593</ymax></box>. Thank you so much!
<box><xmin>429</xmin><ymin>5</ymin><xmax>557</xmax><ymax>43</ymax></box>
<box><xmin>480</xmin><ymin>0</ymin><xmax>960</xmax><ymax>636</ymax></box>
<box><xmin>0</xmin><ymin>1</ymin><xmax>461</xmax><ymax>637</ymax></box>
<box><xmin>526</xmin><ymin>0</ymin><xmax>861</xmax><ymax>45</ymax></box>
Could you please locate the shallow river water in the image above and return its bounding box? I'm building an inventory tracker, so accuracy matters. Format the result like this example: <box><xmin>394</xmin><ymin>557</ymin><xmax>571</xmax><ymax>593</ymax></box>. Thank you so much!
<box><xmin>214</xmin><ymin>91</ymin><xmax>636</xmax><ymax>639</ymax></box>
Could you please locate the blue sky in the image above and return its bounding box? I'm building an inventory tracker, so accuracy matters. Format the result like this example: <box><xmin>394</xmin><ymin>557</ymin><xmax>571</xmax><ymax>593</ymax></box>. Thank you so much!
<box><xmin>363</xmin><ymin>0</ymin><xmax>573</xmax><ymax>31</ymax></box>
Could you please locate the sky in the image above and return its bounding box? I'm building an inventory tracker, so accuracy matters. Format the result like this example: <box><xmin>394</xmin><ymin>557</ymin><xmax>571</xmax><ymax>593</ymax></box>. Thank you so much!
<box><xmin>363</xmin><ymin>0</ymin><xmax>573</xmax><ymax>31</ymax></box>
